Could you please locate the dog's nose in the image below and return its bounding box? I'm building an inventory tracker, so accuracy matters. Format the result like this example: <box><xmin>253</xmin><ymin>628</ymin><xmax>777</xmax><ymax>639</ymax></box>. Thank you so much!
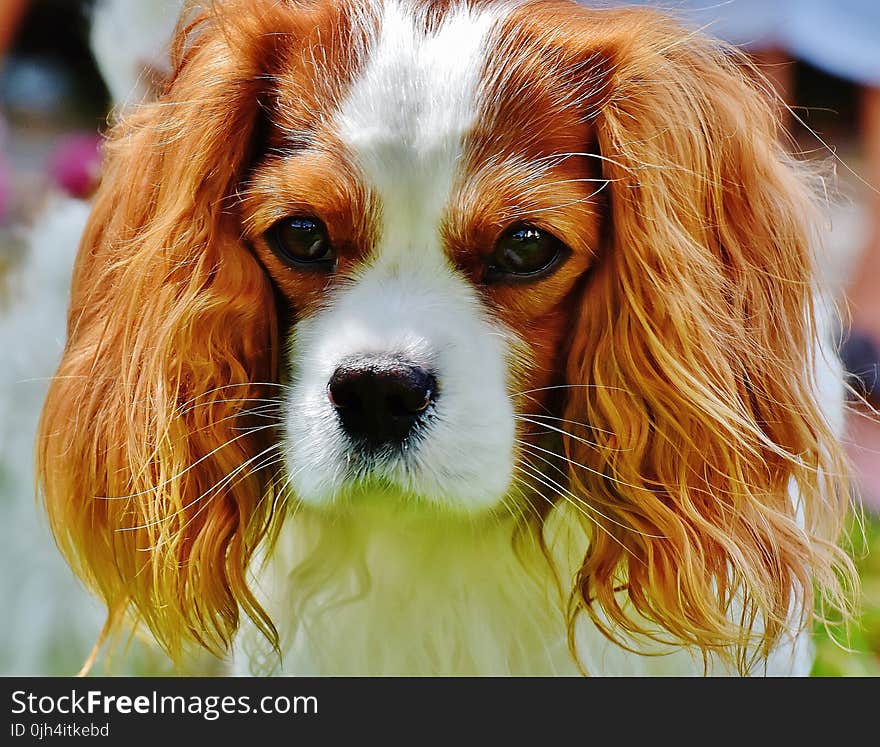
<box><xmin>328</xmin><ymin>357</ymin><xmax>437</xmax><ymax>448</ymax></box>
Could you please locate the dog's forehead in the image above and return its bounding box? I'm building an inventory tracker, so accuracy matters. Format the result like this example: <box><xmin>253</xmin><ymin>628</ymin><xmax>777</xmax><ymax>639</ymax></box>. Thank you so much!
<box><xmin>336</xmin><ymin>1</ymin><xmax>500</xmax><ymax>184</ymax></box>
<box><xmin>332</xmin><ymin>0</ymin><xmax>504</xmax><ymax>252</ymax></box>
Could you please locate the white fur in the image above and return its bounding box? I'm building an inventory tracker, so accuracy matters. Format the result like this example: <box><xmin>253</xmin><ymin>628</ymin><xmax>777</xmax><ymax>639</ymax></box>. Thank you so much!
<box><xmin>235</xmin><ymin>500</ymin><xmax>813</xmax><ymax>676</ymax></box>
<box><xmin>336</xmin><ymin>0</ymin><xmax>500</xmax><ymax>233</ymax></box>
<box><xmin>89</xmin><ymin>0</ymin><xmax>181</xmax><ymax>108</ymax></box>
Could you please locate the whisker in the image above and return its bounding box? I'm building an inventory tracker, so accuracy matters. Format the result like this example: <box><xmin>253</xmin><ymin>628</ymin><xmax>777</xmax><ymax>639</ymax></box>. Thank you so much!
<box><xmin>511</xmin><ymin>469</ymin><xmax>639</xmax><ymax>561</ymax></box>
<box><xmin>512</xmin><ymin>400</ymin><xmax>620</xmax><ymax>438</ymax></box>
<box><xmin>182</xmin><ymin>403</ymin><xmax>283</xmax><ymax>434</ymax></box>
<box><xmin>177</xmin><ymin>396</ymin><xmax>285</xmax><ymax>417</ymax></box>
<box><xmin>517</xmin><ymin>412</ymin><xmax>624</xmax><ymax>437</ymax></box>
<box><xmin>515</xmin><ymin>391</ymin><xmax>557</xmax><ymax>418</ymax></box>
<box><xmin>171</xmin><ymin>382</ymin><xmax>291</xmax><ymax>416</ymax></box>
<box><xmin>530</xmin><ymin>151</ymin><xmax>635</xmax><ymax>172</ymax></box>
<box><xmin>135</xmin><ymin>452</ymin><xmax>289</xmax><ymax>552</ymax></box>
<box><xmin>516</xmin><ymin>456</ymin><xmax>664</xmax><ymax>541</ymax></box>
<box><xmin>517</xmin><ymin>439</ymin><xmax>653</xmax><ymax>494</ymax></box>
<box><xmin>516</xmin><ymin>416</ymin><xmax>618</xmax><ymax>449</ymax></box>
<box><xmin>513</xmin><ymin>384</ymin><xmax>632</xmax><ymax>396</ymax></box>
<box><xmin>166</xmin><ymin>449</ymin><xmax>288</xmax><ymax>540</ymax></box>
<box><xmin>227</xmin><ymin>402</ymin><xmax>284</xmax><ymax>423</ymax></box>
<box><xmin>96</xmin><ymin>423</ymin><xmax>278</xmax><ymax>500</ymax></box>
<box><xmin>126</xmin><ymin>443</ymin><xmax>284</xmax><ymax>536</ymax></box>
<box><xmin>520</xmin><ymin>176</ymin><xmax>616</xmax><ymax>197</ymax></box>
<box><xmin>511</xmin><ymin>181</ymin><xmax>610</xmax><ymax>217</ymax></box>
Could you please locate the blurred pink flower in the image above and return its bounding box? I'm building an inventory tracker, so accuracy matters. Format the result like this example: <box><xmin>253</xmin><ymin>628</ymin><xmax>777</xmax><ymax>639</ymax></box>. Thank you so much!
<box><xmin>47</xmin><ymin>132</ymin><xmax>103</xmax><ymax>199</ymax></box>
<box><xmin>0</xmin><ymin>118</ymin><xmax>8</xmax><ymax>221</ymax></box>
<box><xmin>0</xmin><ymin>152</ymin><xmax>9</xmax><ymax>221</ymax></box>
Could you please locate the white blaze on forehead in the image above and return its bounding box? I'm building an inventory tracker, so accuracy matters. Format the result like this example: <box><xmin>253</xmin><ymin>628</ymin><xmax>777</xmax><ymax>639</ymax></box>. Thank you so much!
<box><xmin>336</xmin><ymin>0</ymin><xmax>501</xmax><ymax>246</ymax></box>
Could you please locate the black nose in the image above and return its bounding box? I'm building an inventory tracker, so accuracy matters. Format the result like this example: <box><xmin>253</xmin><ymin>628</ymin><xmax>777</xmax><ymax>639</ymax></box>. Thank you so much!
<box><xmin>328</xmin><ymin>356</ymin><xmax>437</xmax><ymax>448</ymax></box>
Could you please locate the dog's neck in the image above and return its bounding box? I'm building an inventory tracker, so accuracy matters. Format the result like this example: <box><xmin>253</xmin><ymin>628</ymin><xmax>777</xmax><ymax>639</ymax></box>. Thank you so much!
<box><xmin>234</xmin><ymin>501</ymin><xmax>576</xmax><ymax>675</ymax></box>
<box><xmin>231</xmin><ymin>498</ymin><xmax>813</xmax><ymax>676</ymax></box>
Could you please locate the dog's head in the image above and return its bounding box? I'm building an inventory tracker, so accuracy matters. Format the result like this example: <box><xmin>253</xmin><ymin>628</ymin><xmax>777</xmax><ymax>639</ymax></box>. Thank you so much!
<box><xmin>38</xmin><ymin>0</ymin><xmax>855</xmax><ymax>670</ymax></box>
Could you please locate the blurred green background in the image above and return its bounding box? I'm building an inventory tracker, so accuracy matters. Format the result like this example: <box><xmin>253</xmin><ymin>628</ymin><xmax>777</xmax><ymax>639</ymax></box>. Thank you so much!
<box><xmin>813</xmin><ymin>513</ymin><xmax>880</xmax><ymax>675</ymax></box>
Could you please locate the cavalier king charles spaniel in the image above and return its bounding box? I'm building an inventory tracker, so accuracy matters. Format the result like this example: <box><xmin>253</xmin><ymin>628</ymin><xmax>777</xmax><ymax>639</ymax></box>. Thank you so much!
<box><xmin>37</xmin><ymin>0</ymin><xmax>857</xmax><ymax>676</ymax></box>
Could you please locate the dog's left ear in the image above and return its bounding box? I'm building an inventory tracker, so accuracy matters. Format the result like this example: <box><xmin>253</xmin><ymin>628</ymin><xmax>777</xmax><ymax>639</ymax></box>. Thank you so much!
<box><xmin>554</xmin><ymin>6</ymin><xmax>856</xmax><ymax>670</ymax></box>
<box><xmin>36</xmin><ymin>2</ymin><xmax>302</xmax><ymax>662</ymax></box>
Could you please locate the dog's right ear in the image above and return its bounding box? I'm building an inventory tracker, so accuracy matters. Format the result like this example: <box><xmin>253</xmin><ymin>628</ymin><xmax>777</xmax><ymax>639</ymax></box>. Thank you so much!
<box><xmin>36</xmin><ymin>1</ymin><xmax>306</xmax><ymax>662</ymax></box>
<box><xmin>542</xmin><ymin>3</ymin><xmax>858</xmax><ymax>672</ymax></box>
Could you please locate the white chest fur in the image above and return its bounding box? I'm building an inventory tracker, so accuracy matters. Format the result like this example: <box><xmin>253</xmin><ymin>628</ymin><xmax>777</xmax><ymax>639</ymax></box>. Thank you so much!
<box><xmin>232</xmin><ymin>501</ymin><xmax>811</xmax><ymax>676</ymax></box>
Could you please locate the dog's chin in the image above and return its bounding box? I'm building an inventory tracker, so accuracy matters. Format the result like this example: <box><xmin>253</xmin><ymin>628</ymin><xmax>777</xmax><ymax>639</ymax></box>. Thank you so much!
<box><xmin>284</xmin><ymin>447</ymin><xmax>514</xmax><ymax>519</ymax></box>
<box><xmin>305</xmin><ymin>482</ymin><xmax>503</xmax><ymax>520</ymax></box>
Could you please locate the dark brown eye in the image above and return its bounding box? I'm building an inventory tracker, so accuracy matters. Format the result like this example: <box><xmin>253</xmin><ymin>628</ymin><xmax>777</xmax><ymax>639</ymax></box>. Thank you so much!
<box><xmin>486</xmin><ymin>225</ymin><xmax>567</xmax><ymax>283</ymax></box>
<box><xmin>265</xmin><ymin>216</ymin><xmax>334</xmax><ymax>270</ymax></box>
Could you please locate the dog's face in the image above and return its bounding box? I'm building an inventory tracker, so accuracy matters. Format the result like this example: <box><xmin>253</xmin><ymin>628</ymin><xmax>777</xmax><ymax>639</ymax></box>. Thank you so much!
<box><xmin>244</xmin><ymin>1</ymin><xmax>601</xmax><ymax>511</ymax></box>
<box><xmin>38</xmin><ymin>0</ymin><xmax>854</xmax><ymax>669</ymax></box>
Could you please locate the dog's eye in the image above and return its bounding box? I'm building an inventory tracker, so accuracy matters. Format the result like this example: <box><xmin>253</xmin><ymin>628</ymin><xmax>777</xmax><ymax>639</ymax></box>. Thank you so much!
<box><xmin>486</xmin><ymin>225</ymin><xmax>566</xmax><ymax>282</ymax></box>
<box><xmin>265</xmin><ymin>216</ymin><xmax>334</xmax><ymax>269</ymax></box>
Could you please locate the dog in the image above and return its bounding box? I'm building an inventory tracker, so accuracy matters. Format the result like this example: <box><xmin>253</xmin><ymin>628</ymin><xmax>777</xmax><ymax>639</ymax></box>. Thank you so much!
<box><xmin>36</xmin><ymin>0</ymin><xmax>857</xmax><ymax>676</ymax></box>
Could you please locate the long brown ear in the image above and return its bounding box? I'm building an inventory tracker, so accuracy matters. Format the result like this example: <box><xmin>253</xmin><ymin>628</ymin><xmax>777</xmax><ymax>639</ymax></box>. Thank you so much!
<box><xmin>36</xmin><ymin>4</ymin><xmax>291</xmax><ymax>660</ymax></box>
<box><xmin>559</xmin><ymin>8</ymin><xmax>856</xmax><ymax>671</ymax></box>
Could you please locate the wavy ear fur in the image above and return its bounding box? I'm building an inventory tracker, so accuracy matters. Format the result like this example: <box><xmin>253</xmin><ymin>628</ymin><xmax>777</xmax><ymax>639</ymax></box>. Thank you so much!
<box><xmin>36</xmin><ymin>2</ymin><xmax>297</xmax><ymax>660</ymax></box>
<box><xmin>559</xmin><ymin>8</ymin><xmax>856</xmax><ymax>671</ymax></box>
